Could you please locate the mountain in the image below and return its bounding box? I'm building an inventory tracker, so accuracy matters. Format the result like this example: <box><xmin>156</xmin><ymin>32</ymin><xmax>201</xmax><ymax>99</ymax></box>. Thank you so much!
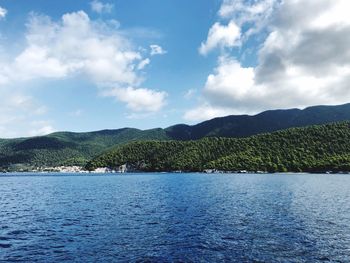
<box><xmin>165</xmin><ymin>103</ymin><xmax>350</xmax><ymax>139</ymax></box>
<box><xmin>1</xmin><ymin>103</ymin><xmax>350</xmax><ymax>169</ymax></box>
<box><xmin>86</xmin><ymin>122</ymin><xmax>350</xmax><ymax>173</ymax></box>
<box><xmin>0</xmin><ymin>128</ymin><xmax>169</xmax><ymax>169</ymax></box>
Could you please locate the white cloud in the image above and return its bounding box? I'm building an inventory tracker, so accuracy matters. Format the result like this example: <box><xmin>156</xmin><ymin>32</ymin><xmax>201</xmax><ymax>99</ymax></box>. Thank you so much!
<box><xmin>0</xmin><ymin>10</ymin><xmax>167</xmax><ymax>137</ymax></box>
<box><xmin>103</xmin><ymin>86</ymin><xmax>167</xmax><ymax>112</ymax></box>
<box><xmin>0</xmin><ymin>11</ymin><xmax>166</xmax><ymax>112</ymax></box>
<box><xmin>13</xmin><ymin>45</ymin><xmax>70</xmax><ymax>80</ymax></box>
<box><xmin>150</xmin><ymin>44</ymin><xmax>167</xmax><ymax>56</ymax></box>
<box><xmin>137</xmin><ymin>58</ymin><xmax>150</xmax><ymax>70</ymax></box>
<box><xmin>219</xmin><ymin>0</ymin><xmax>277</xmax><ymax>24</ymax></box>
<box><xmin>0</xmin><ymin>6</ymin><xmax>7</xmax><ymax>19</ymax></box>
<box><xmin>203</xmin><ymin>56</ymin><xmax>256</xmax><ymax>110</ymax></box>
<box><xmin>184</xmin><ymin>104</ymin><xmax>234</xmax><ymax>122</ymax></box>
<box><xmin>90</xmin><ymin>0</ymin><xmax>114</xmax><ymax>14</ymax></box>
<box><xmin>188</xmin><ymin>0</ymin><xmax>350</xmax><ymax>121</ymax></box>
<box><xmin>200</xmin><ymin>0</ymin><xmax>277</xmax><ymax>56</ymax></box>
<box><xmin>199</xmin><ymin>21</ymin><xmax>241</xmax><ymax>55</ymax></box>
<box><xmin>17</xmin><ymin>11</ymin><xmax>140</xmax><ymax>85</ymax></box>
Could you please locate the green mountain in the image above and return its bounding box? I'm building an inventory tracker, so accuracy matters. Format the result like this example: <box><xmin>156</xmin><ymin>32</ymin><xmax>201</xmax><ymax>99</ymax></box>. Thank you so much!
<box><xmin>165</xmin><ymin>103</ymin><xmax>350</xmax><ymax>139</ymax></box>
<box><xmin>0</xmin><ymin>128</ymin><xmax>169</xmax><ymax>169</ymax></box>
<box><xmin>2</xmin><ymin>103</ymin><xmax>350</xmax><ymax>169</ymax></box>
<box><xmin>86</xmin><ymin>122</ymin><xmax>350</xmax><ymax>173</ymax></box>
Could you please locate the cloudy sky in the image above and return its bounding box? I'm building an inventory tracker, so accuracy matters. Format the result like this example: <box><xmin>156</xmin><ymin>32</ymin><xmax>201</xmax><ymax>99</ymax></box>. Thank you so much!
<box><xmin>0</xmin><ymin>0</ymin><xmax>349</xmax><ymax>137</ymax></box>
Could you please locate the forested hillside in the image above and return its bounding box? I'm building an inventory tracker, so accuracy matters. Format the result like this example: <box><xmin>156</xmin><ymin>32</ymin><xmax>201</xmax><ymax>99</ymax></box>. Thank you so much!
<box><xmin>165</xmin><ymin>103</ymin><xmax>350</xmax><ymax>139</ymax></box>
<box><xmin>86</xmin><ymin>122</ymin><xmax>350</xmax><ymax>173</ymax></box>
<box><xmin>0</xmin><ymin>128</ymin><xmax>169</xmax><ymax>169</ymax></box>
<box><xmin>2</xmin><ymin>103</ymin><xmax>350</xmax><ymax>169</ymax></box>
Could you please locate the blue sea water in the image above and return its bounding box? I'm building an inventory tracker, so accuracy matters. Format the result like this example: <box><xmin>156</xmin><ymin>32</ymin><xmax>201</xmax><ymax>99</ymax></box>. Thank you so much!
<box><xmin>1</xmin><ymin>173</ymin><xmax>350</xmax><ymax>262</ymax></box>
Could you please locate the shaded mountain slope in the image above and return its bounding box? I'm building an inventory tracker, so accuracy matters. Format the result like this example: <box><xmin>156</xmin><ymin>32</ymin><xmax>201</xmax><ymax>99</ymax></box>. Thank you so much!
<box><xmin>87</xmin><ymin>122</ymin><xmax>350</xmax><ymax>173</ymax></box>
<box><xmin>165</xmin><ymin>103</ymin><xmax>350</xmax><ymax>139</ymax></box>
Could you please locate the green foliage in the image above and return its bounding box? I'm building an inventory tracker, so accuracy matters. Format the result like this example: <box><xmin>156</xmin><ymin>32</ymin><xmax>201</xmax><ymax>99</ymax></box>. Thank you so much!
<box><xmin>165</xmin><ymin>103</ymin><xmax>350</xmax><ymax>139</ymax></box>
<box><xmin>86</xmin><ymin>122</ymin><xmax>350</xmax><ymax>173</ymax></box>
<box><xmin>0</xmin><ymin>128</ymin><xmax>170</xmax><ymax>168</ymax></box>
<box><xmin>2</xmin><ymin>102</ymin><xmax>350</xmax><ymax>170</ymax></box>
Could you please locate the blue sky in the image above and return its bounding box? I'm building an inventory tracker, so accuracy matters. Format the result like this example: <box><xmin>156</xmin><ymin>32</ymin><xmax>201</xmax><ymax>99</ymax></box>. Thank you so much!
<box><xmin>0</xmin><ymin>0</ymin><xmax>349</xmax><ymax>137</ymax></box>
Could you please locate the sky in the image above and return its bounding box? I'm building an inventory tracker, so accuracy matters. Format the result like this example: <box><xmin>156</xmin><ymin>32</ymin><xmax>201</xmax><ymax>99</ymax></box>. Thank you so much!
<box><xmin>0</xmin><ymin>0</ymin><xmax>349</xmax><ymax>137</ymax></box>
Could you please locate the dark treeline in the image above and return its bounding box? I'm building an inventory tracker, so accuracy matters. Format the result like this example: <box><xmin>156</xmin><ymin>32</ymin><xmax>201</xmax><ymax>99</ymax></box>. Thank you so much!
<box><xmin>86</xmin><ymin>122</ymin><xmax>350</xmax><ymax>173</ymax></box>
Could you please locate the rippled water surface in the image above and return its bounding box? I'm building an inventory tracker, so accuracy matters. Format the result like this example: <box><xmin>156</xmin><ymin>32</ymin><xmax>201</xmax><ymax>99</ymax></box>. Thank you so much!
<box><xmin>1</xmin><ymin>173</ymin><xmax>350</xmax><ymax>262</ymax></box>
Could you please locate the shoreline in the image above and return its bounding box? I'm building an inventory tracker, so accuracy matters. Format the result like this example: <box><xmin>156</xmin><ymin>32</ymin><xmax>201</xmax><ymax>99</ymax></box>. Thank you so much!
<box><xmin>0</xmin><ymin>171</ymin><xmax>346</xmax><ymax>176</ymax></box>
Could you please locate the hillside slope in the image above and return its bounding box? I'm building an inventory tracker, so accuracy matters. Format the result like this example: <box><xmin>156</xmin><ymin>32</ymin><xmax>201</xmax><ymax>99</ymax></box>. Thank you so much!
<box><xmin>2</xmin><ymin>103</ymin><xmax>350</xmax><ymax>168</ymax></box>
<box><xmin>0</xmin><ymin>128</ymin><xmax>169</xmax><ymax>169</ymax></box>
<box><xmin>165</xmin><ymin>103</ymin><xmax>350</xmax><ymax>139</ymax></box>
<box><xmin>87</xmin><ymin>122</ymin><xmax>350</xmax><ymax>173</ymax></box>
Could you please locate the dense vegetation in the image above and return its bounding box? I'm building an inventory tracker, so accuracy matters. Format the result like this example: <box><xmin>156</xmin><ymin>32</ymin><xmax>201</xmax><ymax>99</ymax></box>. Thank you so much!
<box><xmin>86</xmin><ymin>122</ymin><xmax>350</xmax><ymax>173</ymax></box>
<box><xmin>2</xmin><ymin>103</ymin><xmax>350</xmax><ymax>170</ymax></box>
<box><xmin>0</xmin><ymin>128</ymin><xmax>169</xmax><ymax>169</ymax></box>
<box><xmin>165</xmin><ymin>103</ymin><xmax>350</xmax><ymax>139</ymax></box>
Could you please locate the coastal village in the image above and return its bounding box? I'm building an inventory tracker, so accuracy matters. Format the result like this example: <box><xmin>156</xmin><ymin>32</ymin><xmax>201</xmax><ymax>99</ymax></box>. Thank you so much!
<box><xmin>2</xmin><ymin>164</ymin><xmax>129</xmax><ymax>174</ymax></box>
<box><xmin>33</xmin><ymin>164</ymin><xmax>129</xmax><ymax>173</ymax></box>
<box><xmin>0</xmin><ymin>161</ymin><xmax>273</xmax><ymax>174</ymax></box>
<box><xmin>1</xmin><ymin>164</ymin><xmax>271</xmax><ymax>174</ymax></box>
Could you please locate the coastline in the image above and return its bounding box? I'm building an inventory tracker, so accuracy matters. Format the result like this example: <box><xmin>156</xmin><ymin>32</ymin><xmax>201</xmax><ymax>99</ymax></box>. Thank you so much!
<box><xmin>0</xmin><ymin>170</ymin><xmax>345</xmax><ymax>175</ymax></box>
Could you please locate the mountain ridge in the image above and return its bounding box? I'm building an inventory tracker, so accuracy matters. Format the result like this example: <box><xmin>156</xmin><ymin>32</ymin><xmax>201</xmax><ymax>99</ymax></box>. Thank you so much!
<box><xmin>1</xmin><ymin>103</ymin><xmax>350</xmax><ymax>169</ymax></box>
<box><xmin>165</xmin><ymin>103</ymin><xmax>350</xmax><ymax>139</ymax></box>
<box><xmin>87</xmin><ymin>122</ymin><xmax>350</xmax><ymax>173</ymax></box>
<box><xmin>3</xmin><ymin>103</ymin><xmax>350</xmax><ymax>141</ymax></box>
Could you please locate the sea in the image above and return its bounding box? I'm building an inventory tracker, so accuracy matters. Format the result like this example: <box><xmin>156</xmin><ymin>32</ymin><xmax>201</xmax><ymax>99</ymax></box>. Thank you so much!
<box><xmin>1</xmin><ymin>173</ymin><xmax>350</xmax><ymax>262</ymax></box>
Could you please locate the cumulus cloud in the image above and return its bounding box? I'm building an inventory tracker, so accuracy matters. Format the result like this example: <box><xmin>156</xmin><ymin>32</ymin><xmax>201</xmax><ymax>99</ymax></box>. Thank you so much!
<box><xmin>184</xmin><ymin>104</ymin><xmax>234</xmax><ymax>122</ymax></box>
<box><xmin>187</xmin><ymin>0</ymin><xmax>350</xmax><ymax>120</ymax></box>
<box><xmin>199</xmin><ymin>21</ymin><xmax>241</xmax><ymax>55</ymax></box>
<box><xmin>0</xmin><ymin>6</ymin><xmax>7</xmax><ymax>19</ymax></box>
<box><xmin>90</xmin><ymin>0</ymin><xmax>114</xmax><ymax>14</ymax></box>
<box><xmin>25</xmin><ymin>11</ymin><xmax>142</xmax><ymax>85</ymax></box>
<box><xmin>203</xmin><ymin>56</ymin><xmax>257</xmax><ymax>110</ymax></box>
<box><xmin>0</xmin><ymin>11</ymin><xmax>166</xmax><ymax>113</ymax></box>
<box><xmin>219</xmin><ymin>0</ymin><xmax>277</xmax><ymax>26</ymax></box>
<box><xmin>150</xmin><ymin>44</ymin><xmax>167</xmax><ymax>56</ymax></box>
<box><xmin>0</xmin><ymin>10</ymin><xmax>167</xmax><ymax>136</ymax></box>
<box><xmin>103</xmin><ymin>86</ymin><xmax>167</xmax><ymax>112</ymax></box>
<box><xmin>200</xmin><ymin>0</ymin><xmax>277</xmax><ymax>56</ymax></box>
<box><xmin>13</xmin><ymin>45</ymin><xmax>70</xmax><ymax>80</ymax></box>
